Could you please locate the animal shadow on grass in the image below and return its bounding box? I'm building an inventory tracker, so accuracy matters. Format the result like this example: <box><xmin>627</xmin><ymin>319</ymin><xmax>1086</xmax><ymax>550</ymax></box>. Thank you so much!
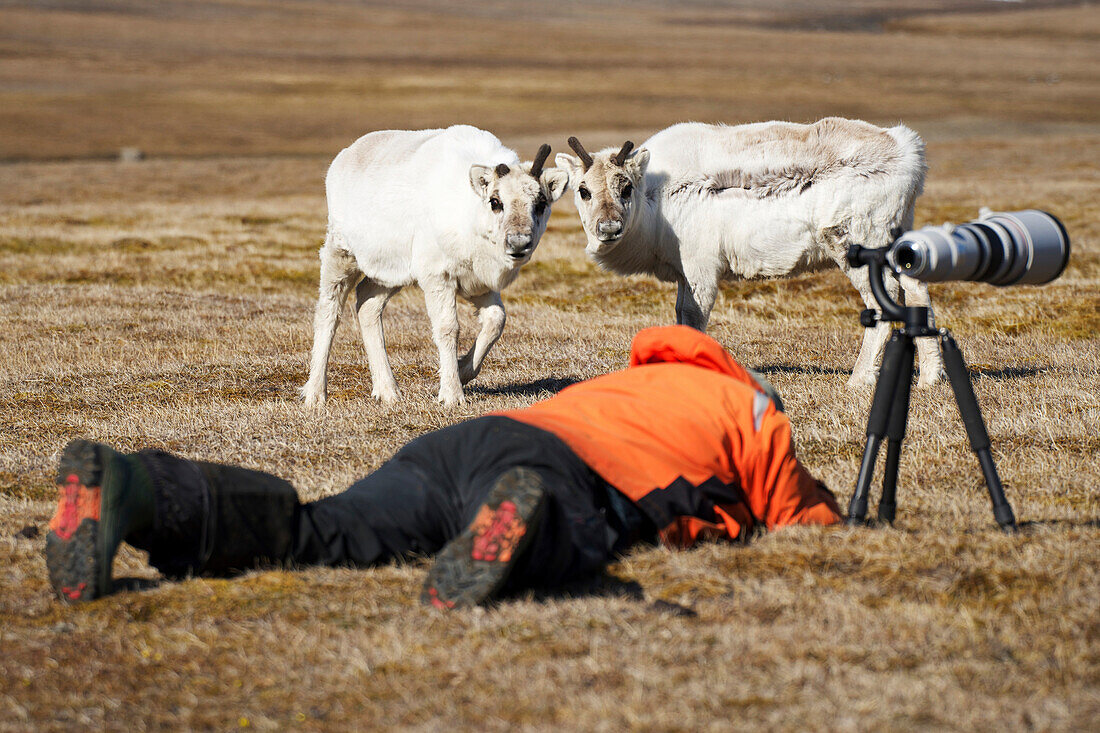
<box><xmin>952</xmin><ymin>518</ymin><xmax>1100</xmax><ymax>537</ymax></box>
<box><xmin>1015</xmin><ymin>517</ymin><xmax>1100</xmax><ymax>532</ymax></box>
<box><xmin>466</xmin><ymin>377</ymin><xmax>581</xmax><ymax>399</ymax></box>
<box><xmin>753</xmin><ymin>364</ymin><xmax>851</xmax><ymax>377</ymax></box>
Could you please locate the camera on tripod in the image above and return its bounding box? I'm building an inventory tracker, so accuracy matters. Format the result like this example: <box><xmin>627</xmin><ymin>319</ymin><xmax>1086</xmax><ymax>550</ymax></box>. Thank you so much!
<box><xmin>889</xmin><ymin>209</ymin><xmax>1070</xmax><ymax>286</ymax></box>
<box><xmin>846</xmin><ymin>210</ymin><xmax>1070</xmax><ymax>532</ymax></box>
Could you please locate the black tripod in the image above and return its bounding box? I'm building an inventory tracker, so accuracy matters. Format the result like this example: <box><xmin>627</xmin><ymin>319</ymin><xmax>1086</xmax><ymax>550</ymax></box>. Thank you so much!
<box><xmin>845</xmin><ymin>245</ymin><xmax>1017</xmax><ymax>532</ymax></box>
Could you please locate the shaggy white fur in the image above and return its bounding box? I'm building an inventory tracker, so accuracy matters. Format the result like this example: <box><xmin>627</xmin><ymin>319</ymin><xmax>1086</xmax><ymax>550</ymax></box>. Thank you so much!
<box><xmin>302</xmin><ymin>125</ymin><xmax>568</xmax><ymax>406</ymax></box>
<box><xmin>557</xmin><ymin>118</ymin><xmax>944</xmax><ymax>387</ymax></box>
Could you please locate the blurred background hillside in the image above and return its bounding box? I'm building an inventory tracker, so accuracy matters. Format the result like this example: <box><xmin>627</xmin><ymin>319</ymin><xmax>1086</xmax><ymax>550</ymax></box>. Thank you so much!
<box><xmin>1</xmin><ymin>0</ymin><xmax>1096</xmax><ymax>161</ymax></box>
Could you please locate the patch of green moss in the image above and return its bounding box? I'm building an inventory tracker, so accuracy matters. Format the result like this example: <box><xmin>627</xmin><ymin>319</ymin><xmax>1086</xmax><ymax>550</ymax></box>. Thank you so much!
<box><xmin>158</xmin><ymin>235</ymin><xmax>208</xmax><ymax>249</ymax></box>
<box><xmin>110</xmin><ymin>237</ymin><xmax>160</xmax><ymax>252</ymax></box>
<box><xmin>61</xmin><ymin>270</ymin><xmax>139</xmax><ymax>286</ymax></box>
<box><xmin>237</xmin><ymin>216</ymin><xmax>284</xmax><ymax>226</ymax></box>
<box><xmin>0</xmin><ymin>236</ymin><xmax>73</xmax><ymax>255</ymax></box>
<box><xmin>916</xmin><ymin>204</ymin><xmax>983</xmax><ymax>226</ymax></box>
<box><xmin>972</xmin><ymin>297</ymin><xmax>1099</xmax><ymax>339</ymax></box>
<box><xmin>0</xmin><ymin>471</ymin><xmax>52</xmax><ymax>501</ymax></box>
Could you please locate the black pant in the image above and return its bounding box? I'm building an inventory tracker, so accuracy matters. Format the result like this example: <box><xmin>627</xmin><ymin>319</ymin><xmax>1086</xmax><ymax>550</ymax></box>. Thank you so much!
<box><xmin>295</xmin><ymin>417</ymin><xmax>653</xmax><ymax>588</ymax></box>
<box><xmin>143</xmin><ymin>417</ymin><xmax>654</xmax><ymax>590</ymax></box>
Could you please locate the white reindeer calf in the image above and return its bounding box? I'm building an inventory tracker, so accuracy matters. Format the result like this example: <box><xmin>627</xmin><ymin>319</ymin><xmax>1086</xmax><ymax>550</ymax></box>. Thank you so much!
<box><xmin>557</xmin><ymin>118</ymin><xmax>944</xmax><ymax>386</ymax></box>
<box><xmin>302</xmin><ymin>126</ymin><xmax>568</xmax><ymax>407</ymax></box>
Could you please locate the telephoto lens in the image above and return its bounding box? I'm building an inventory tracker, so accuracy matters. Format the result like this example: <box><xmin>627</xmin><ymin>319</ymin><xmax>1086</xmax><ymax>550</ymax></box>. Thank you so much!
<box><xmin>888</xmin><ymin>209</ymin><xmax>1070</xmax><ymax>285</ymax></box>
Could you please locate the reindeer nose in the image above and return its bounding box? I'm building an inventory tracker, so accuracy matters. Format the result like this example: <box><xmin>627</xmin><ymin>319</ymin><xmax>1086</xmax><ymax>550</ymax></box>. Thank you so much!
<box><xmin>597</xmin><ymin>219</ymin><xmax>623</xmax><ymax>239</ymax></box>
<box><xmin>506</xmin><ymin>232</ymin><xmax>532</xmax><ymax>257</ymax></box>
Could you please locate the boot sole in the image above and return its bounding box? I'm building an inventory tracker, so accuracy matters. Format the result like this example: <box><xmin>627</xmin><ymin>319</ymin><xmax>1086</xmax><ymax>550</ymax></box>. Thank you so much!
<box><xmin>45</xmin><ymin>440</ymin><xmax>117</xmax><ymax>602</ymax></box>
<box><xmin>421</xmin><ymin>467</ymin><xmax>547</xmax><ymax>609</ymax></box>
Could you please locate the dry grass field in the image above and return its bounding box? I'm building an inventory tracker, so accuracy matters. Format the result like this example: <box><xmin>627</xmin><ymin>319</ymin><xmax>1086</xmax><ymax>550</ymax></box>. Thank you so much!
<box><xmin>1</xmin><ymin>0</ymin><xmax>1098</xmax><ymax>729</ymax></box>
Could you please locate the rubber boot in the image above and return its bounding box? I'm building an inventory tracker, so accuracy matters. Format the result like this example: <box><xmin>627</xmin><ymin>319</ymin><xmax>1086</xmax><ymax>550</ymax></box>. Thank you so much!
<box><xmin>45</xmin><ymin>440</ymin><xmax>302</xmax><ymax>602</ymax></box>
<box><xmin>46</xmin><ymin>440</ymin><xmax>155</xmax><ymax>603</ymax></box>
<box><xmin>123</xmin><ymin>449</ymin><xmax>301</xmax><ymax>579</ymax></box>
<box><xmin>421</xmin><ymin>467</ymin><xmax>548</xmax><ymax>609</ymax></box>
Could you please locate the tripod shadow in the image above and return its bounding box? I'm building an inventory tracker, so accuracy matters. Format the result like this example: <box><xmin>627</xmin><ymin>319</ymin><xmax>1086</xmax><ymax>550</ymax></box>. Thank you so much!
<box><xmin>753</xmin><ymin>365</ymin><xmax>1045</xmax><ymax>381</ymax></box>
<box><xmin>969</xmin><ymin>366</ymin><xmax>1045</xmax><ymax>380</ymax></box>
<box><xmin>1015</xmin><ymin>518</ymin><xmax>1100</xmax><ymax>531</ymax></box>
<box><xmin>466</xmin><ymin>377</ymin><xmax>581</xmax><ymax>398</ymax></box>
<box><xmin>945</xmin><ymin>517</ymin><xmax>1100</xmax><ymax>536</ymax></box>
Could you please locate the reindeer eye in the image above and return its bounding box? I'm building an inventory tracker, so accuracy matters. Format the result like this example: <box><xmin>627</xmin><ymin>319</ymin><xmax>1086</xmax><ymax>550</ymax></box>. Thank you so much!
<box><xmin>621</xmin><ymin>183</ymin><xmax>633</xmax><ymax>199</ymax></box>
<box><xmin>578</xmin><ymin>185</ymin><xmax>591</xmax><ymax>201</ymax></box>
<box><xmin>490</xmin><ymin>196</ymin><xmax>503</xmax><ymax>213</ymax></box>
<box><xmin>533</xmin><ymin>195</ymin><xmax>547</xmax><ymax>216</ymax></box>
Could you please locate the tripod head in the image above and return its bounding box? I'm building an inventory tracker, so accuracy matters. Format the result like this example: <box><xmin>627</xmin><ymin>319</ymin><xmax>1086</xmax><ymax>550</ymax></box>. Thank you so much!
<box><xmin>847</xmin><ymin>244</ymin><xmax>938</xmax><ymax>338</ymax></box>
<box><xmin>849</xmin><ymin>209</ymin><xmax>1068</xmax><ymax>338</ymax></box>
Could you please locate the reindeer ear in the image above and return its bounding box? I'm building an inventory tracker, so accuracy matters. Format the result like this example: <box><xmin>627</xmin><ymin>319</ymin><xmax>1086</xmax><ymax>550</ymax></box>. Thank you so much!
<box><xmin>555</xmin><ymin>153</ymin><xmax>583</xmax><ymax>182</ymax></box>
<box><xmin>540</xmin><ymin>168</ymin><xmax>570</xmax><ymax>202</ymax></box>
<box><xmin>627</xmin><ymin>148</ymin><xmax>650</xmax><ymax>177</ymax></box>
<box><xmin>469</xmin><ymin>164</ymin><xmax>493</xmax><ymax>197</ymax></box>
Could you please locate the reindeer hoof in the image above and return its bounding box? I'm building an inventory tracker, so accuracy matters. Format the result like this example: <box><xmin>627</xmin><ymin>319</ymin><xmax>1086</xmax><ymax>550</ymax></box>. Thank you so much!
<box><xmin>301</xmin><ymin>386</ymin><xmax>327</xmax><ymax>408</ymax></box>
<box><xmin>846</xmin><ymin>372</ymin><xmax>877</xmax><ymax>389</ymax></box>
<box><xmin>458</xmin><ymin>354</ymin><xmax>478</xmax><ymax>385</ymax></box>
<box><xmin>916</xmin><ymin>369</ymin><xmax>946</xmax><ymax>388</ymax></box>
<box><xmin>372</xmin><ymin>389</ymin><xmax>399</xmax><ymax>404</ymax></box>
<box><xmin>437</xmin><ymin>389</ymin><xmax>466</xmax><ymax>407</ymax></box>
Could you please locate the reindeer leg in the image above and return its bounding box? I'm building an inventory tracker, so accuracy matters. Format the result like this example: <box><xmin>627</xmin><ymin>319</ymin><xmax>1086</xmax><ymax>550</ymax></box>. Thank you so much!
<box><xmin>422</xmin><ymin>276</ymin><xmax>464</xmax><ymax>406</ymax></box>
<box><xmin>678</xmin><ymin>272</ymin><xmax>717</xmax><ymax>331</ymax></box>
<box><xmin>458</xmin><ymin>291</ymin><xmax>506</xmax><ymax>386</ymax></box>
<box><xmin>355</xmin><ymin>279</ymin><xmax>402</xmax><ymax>403</ymax></box>
<box><xmin>899</xmin><ymin>274</ymin><xmax>945</xmax><ymax>386</ymax></box>
<box><xmin>843</xmin><ymin>262</ymin><xmax>900</xmax><ymax>387</ymax></box>
<box><xmin>302</xmin><ymin>237</ymin><xmax>361</xmax><ymax>407</ymax></box>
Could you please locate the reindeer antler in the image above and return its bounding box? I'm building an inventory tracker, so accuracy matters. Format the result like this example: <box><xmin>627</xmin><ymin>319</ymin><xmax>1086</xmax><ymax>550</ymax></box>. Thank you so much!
<box><xmin>529</xmin><ymin>144</ymin><xmax>551</xmax><ymax>179</ymax></box>
<box><xmin>567</xmin><ymin>136</ymin><xmax>593</xmax><ymax>170</ymax></box>
<box><xmin>612</xmin><ymin>140</ymin><xmax>634</xmax><ymax>166</ymax></box>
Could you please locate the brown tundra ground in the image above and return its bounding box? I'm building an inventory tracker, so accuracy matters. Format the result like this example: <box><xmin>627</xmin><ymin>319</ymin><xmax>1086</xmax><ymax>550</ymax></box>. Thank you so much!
<box><xmin>0</xmin><ymin>1</ymin><xmax>1097</xmax><ymax>729</ymax></box>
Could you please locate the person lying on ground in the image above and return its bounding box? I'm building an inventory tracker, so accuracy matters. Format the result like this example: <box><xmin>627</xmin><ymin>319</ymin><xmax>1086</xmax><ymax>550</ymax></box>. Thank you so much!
<box><xmin>44</xmin><ymin>325</ymin><xmax>842</xmax><ymax>609</ymax></box>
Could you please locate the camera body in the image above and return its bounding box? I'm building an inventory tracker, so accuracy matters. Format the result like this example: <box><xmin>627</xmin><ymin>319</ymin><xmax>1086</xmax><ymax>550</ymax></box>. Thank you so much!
<box><xmin>886</xmin><ymin>209</ymin><xmax>1070</xmax><ymax>286</ymax></box>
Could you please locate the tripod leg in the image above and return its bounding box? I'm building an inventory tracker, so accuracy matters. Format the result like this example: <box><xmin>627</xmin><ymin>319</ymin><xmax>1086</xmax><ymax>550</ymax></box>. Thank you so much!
<box><xmin>940</xmin><ymin>333</ymin><xmax>1017</xmax><ymax>531</ymax></box>
<box><xmin>848</xmin><ymin>331</ymin><xmax>907</xmax><ymax>525</ymax></box>
<box><xmin>877</xmin><ymin>337</ymin><xmax>915</xmax><ymax>524</ymax></box>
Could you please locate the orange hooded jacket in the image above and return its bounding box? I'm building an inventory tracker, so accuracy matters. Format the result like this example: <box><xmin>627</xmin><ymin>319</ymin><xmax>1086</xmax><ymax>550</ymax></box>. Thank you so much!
<box><xmin>497</xmin><ymin>325</ymin><xmax>841</xmax><ymax>547</ymax></box>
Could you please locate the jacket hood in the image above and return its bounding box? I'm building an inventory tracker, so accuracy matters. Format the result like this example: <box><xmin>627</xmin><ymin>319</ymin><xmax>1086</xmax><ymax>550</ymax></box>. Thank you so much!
<box><xmin>629</xmin><ymin>325</ymin><xmax>761</xmax><ymax>388</ymax></box>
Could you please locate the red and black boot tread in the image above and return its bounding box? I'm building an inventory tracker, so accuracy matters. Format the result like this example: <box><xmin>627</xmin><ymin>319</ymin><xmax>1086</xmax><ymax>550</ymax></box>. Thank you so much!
<box><xmin>45</xmin><ymin>440</ymin><xmax>109</xmax><ymax>603</ymax></box>
<box><xmin>421</xmin><ymin>467</ymin><xmax>547</xmax><ymax>609</ymax></box>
